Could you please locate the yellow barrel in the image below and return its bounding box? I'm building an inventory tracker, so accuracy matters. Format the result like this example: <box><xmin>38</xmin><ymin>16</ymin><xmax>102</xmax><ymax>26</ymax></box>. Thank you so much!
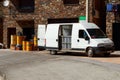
<box><xmin>17</xmin><ymin>36</ymin><xmax>26</xmax><ymax>45</ymax></box>
<box><xmin>22</xmin><ymin>41</ymin><xmax>26</xmax><ymax>51</ymax></box>
<box><xmin>26</xmin><ymin>41</ymin><xmax>33</xmax><ymax>51</ymax></box>
<box><xmin>11</xmin><ymin>35</ymin><xmax>17</xmax><ymax>45</ymax></box>
<box><xmin>10</xmin><ymin>44</ymin><xmax>16</xmax><ymax>50</ymax></box>
<box><xmin>34</xmin><ymin>36</ymin><xmax>37</xmax><ymax>47</ymax></box>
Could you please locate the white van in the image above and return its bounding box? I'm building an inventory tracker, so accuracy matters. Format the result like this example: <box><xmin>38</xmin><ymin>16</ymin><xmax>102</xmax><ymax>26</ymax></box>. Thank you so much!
<box><xmin>38</xmin><ymin>22</ymin><xmax>114</xmax><ymax>57</ymax></box>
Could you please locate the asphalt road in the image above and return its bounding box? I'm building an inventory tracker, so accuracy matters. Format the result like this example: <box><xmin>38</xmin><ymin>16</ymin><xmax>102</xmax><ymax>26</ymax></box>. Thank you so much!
<box><xmin>0</xmin><ymin>49</ymin><xmax>120</xmax><ymax>80</ymax></box>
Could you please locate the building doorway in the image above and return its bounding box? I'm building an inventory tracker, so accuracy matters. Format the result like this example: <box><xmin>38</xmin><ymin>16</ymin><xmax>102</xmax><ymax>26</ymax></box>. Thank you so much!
<box><xmin>7</xmin><ymin>28</ymin><xmax>16</xmax><ymax>48</ymax></box>
<box><xmin>113</xmin><ymin>23</ymin><xmax>120</xmax><ymax>50</ymax></box>
<box><xmin>0</xmin><ymin>19</ymin><xmax>3</xmax><ymax>43</ymax></box>
<box><xmin>92</xmin><ymin>0</ymin><xmax>106</xmax><ymax>33</ymax></box>
<box><xmin>23</xmin><ymin>28</ymin><xmax>34</xmax><ymax>41</ymax></box>
<box><xmin>17</xmin><ymin>20</ymin><xmax>34</xmax><ymax>41</ymax></box>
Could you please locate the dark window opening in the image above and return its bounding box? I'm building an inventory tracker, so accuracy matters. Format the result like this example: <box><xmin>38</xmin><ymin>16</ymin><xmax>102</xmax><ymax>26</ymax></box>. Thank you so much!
<box><xmin>23</xmin><ymin>28</ymin><xmax>34</xmax><ymax>41</ymax></box>
<box><xmin>79</xmin><ymin>30</ymin><xmax>88</xmax><ymax>38</ymax></box>
<box><xmin>87</xmin><ymin>29</ymin><xmax>107</xmax><ymax>39</ymax></box>
<box><xmin>63</xmin><ymin>0</ymin><xmax>79</xmax><ymax>5</ymax></box>
<box><xmin>79</xmin><ymin>30</ymin><xmax>84</xmax><ymax>38</ymax></box>
<box><xmin>18</xmin><ymin>0</ymin><xmax>34</xmax><ymax>13</ymax></box>
<box><xmin>7</xmin><ymin>28</ymin><xmax>16</xmax><ymax>48</ymax></box>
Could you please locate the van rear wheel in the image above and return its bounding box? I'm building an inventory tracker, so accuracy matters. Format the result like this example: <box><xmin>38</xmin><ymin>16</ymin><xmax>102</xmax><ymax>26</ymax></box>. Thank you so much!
<box><xmin>87</xmin><ymin>48</ymin><xmax>94</xmax><ymax>57</ymax></box>
<box><xmin>50</xmin><ymin>50</ymin><xmax>57</xmax><ymax>55</ymax></box>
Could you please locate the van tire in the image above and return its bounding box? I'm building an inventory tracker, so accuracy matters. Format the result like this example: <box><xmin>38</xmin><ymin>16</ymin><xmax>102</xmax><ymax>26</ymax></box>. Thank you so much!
<box><xmin>50</xmin><ymin>50</ymin><xmax>57</xmax><ymax>55</ymax></box>
<box><xmin>87</xmin><ymin>48</ymin><xmax>94</xmax><ymax>57</ymax></box>
<box><xmin>104</xmin><ymin>53</ymin><xmax>110</xmax><ymax>57</ymax></box>
<box><xmin>0</xmin><ymin>45</ymin><xmax>2</xmax><ymax>49</ymax></box>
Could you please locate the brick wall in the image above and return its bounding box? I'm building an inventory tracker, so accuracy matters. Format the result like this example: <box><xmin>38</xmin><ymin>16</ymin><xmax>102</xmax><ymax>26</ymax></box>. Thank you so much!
<box><xmin>2</xmin><ymin>0</ymin><xmax>119</xmax><ymax>48</ymax></box>
<box><xmin>106</xmin><ymin>0</ymin><xmax>120</xmax><ymax>39</ymax></box>
<box><xmin>0</xmin><ymin>19</ymin><xmax>3</xmax><ymax>43</ymax></box>
<box><xmin>2</xmin><ymin>0</ymin><xmax>86</xmax><ymax>48</ymax></box>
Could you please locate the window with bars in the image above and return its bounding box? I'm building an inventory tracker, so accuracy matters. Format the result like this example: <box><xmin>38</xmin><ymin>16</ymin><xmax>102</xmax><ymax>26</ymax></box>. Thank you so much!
<box><xmin>18</xmin><ymin>0</ymin><xmax>34</xmax><ymax>13</ymax></box>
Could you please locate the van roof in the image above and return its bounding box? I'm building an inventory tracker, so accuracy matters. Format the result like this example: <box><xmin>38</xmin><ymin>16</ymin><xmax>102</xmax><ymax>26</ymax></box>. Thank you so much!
<box><xmin>80</xmin><ymin>22</ymin><xmax>99</xmax><ymax>29</ymax></box>
<box><xmin>48</xmin><ymin>22</ymin><xmax>99</xmax><ymax>29</ymax></box>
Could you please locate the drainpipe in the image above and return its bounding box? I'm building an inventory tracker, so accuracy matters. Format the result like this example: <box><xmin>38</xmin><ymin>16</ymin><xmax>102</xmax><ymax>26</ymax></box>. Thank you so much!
<box><xmin>86</xmin><ymin>0</ymin><xmax>88</xmax><ymax>22</ymax></box>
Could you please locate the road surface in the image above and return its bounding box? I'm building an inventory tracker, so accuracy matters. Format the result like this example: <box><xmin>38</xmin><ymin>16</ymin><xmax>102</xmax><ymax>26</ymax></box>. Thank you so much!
<box><xmin>0</xmin><ymin>49</ymin><xmax>119</xmax><ymax>80</ymax></box>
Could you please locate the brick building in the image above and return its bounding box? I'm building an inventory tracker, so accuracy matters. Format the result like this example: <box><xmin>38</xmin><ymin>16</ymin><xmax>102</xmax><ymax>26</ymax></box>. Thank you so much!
<box><xmin>0</xmin><ymin>0</ymin><xmax>119</xmax><ymax>49</ymax></box>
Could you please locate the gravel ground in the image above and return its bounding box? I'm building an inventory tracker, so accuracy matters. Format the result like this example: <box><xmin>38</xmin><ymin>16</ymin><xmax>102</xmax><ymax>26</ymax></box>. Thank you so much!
<box><xmin>0</xmin><ymin>49</ymin><xmax>119</xmax><ymax>80</ymax></box>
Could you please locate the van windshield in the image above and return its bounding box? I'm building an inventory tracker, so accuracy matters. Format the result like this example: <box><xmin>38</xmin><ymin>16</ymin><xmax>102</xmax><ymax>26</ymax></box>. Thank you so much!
<box><xmin>87</xmin><ymin>29</ymin><xmax>107</xmax><ymax>39</ymax></box>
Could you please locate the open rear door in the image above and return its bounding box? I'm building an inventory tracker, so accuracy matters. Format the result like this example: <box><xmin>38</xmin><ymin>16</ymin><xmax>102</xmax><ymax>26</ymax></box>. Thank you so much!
<box><xmin>37</xmin><ymin>25</ymin><xmax>46</xmax><ymax>49</ymax></box>
<box><xmin>46</xmin><ymin>24</ymin><xmax>59</xmax><ymax>50</ymax></box>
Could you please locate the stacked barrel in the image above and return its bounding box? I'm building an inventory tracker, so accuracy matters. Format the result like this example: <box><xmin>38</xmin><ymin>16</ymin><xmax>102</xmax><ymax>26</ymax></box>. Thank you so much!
<box><xmin>16</xmin><ymin>36</ymin><xmax>26</xmax><ymax>50</ymax></box>
<box><xmin>22</xmin><ymin>41</ymin><xmax>33</xmax><ymax>51</ymax></box>
<box><xmin>10</xmin><ymin>35</ymin><xmax>38</xmax><ymax>51</ymax></box>
<box><xmin>22</xmin><ymin>41</ymin><xmax>26</xmax><ymax>51</ymax></box>
<box><xmin>26</xmin><ymin>41</ymin><xmax>34</xmax><ymax>51</ymax></box>
<box><xmin>10</xmin><ymin>35</ymin><xmax>17</xmax><ymax>50</ymax></box>
<box><xmin>33</xmin><ymin>36</ymin><xmax>38</xmax><ymax>50</ymax></box>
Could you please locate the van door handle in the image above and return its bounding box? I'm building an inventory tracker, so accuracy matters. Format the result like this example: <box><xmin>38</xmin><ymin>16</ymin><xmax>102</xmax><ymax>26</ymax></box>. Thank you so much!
<box><xmin>77</xmin><ymin>39</ymin><xmax>79</xmax><ymax>42</ymax></box>
<box><xmin>56</xmin><ymin>39</ymin><xmax>58</xmax><ymax>42</ymax></box>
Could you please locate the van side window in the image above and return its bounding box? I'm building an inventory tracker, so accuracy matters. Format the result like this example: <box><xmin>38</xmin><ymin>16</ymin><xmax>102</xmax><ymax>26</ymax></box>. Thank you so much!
<box><xmin>79</xmin><ymin>30</ymin><xmax>88</xmax><ymax>38</ymax></box>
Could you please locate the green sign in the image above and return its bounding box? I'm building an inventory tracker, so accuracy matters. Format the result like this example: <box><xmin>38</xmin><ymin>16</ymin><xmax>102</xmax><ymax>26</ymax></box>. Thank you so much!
<box><xmin>79</xmin><ymin>16</ymin><xmax>86</xmax><ymax>20</ymax></box>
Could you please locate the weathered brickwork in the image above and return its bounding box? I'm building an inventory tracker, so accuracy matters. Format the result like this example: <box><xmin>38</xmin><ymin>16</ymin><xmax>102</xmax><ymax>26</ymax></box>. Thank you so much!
<box><xmin>1</xmin><ymin>0</ymin><xmax>120</xmax><ymax>48</ymax></box>
<box><xmin>1</xmin><ymin>0</ymin><xmax>86</xmax><ymax>48</ymax></box>
<box><xmin>106</xmin><ymin>0</ymin><xmax>120</xmax><ymax>39</ymax></box>
<box><xmin>0</xmin><ymin>19</ymin><xmax>3</xmax><ymax>43</ymax></box>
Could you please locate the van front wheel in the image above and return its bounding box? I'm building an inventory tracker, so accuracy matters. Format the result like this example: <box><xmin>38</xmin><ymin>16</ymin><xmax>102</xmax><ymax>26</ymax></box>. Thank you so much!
<box><xmin>104</xmin><ymin>53</ymin><xmax>110</xmax><ymax>57</ymax></box>
<box><xmin>87</xmin><ymin>48</ymin><xmax>94</xmax><ymax>57</ymax></box>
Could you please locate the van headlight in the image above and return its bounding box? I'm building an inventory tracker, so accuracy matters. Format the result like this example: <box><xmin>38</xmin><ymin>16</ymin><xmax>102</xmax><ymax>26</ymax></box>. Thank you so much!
<box><xmin>97</xmin><ymin>43</ymin><xmax>105</xmax><ymax>47</ymax></box>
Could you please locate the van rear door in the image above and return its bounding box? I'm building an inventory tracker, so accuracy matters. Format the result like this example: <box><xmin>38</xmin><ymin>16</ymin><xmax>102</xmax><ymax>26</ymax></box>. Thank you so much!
<box><xmin>46</xmin><ymin>24</ymin><xmax>59</xmax><ymax>50</ymax></box>
<box><xmin>37</xmin><ymin>25</ymin><xmax>46</xmax><ymax>48</ymax></box>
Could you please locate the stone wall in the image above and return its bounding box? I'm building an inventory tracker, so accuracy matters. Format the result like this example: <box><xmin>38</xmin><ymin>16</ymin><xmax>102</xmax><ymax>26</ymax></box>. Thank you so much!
<box><xmin>2</xmin><ymin>0</ymin><xmax>119</xmax><ymax>48</ymax></box>
<box><xmin>106</xmin><ymin>0</ymin><xmax>120</xmax><ymax>39</ymax></box>
<box><xmin>2</xmin><ymin>0</ymin><xmax>86</xmax><ymax>47</ymax></box>
<box><xmin>0</xmin><ymin>19</ymin><xmax>3</xmax><ymax>43</ymax></box>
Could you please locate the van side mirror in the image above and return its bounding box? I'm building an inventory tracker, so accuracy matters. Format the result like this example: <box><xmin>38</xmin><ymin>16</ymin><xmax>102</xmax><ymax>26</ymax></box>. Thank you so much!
<box><xmin>85</xmin><ymin>36</ymin><xmax>90</xmax><ymax>40</ymax></box>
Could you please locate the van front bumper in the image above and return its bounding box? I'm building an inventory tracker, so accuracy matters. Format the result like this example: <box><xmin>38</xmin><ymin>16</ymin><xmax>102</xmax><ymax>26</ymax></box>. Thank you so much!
<box><xmin>93</xmin><ymin>46</ymin><xmax>114</xmax><ymax>54</ymax></box>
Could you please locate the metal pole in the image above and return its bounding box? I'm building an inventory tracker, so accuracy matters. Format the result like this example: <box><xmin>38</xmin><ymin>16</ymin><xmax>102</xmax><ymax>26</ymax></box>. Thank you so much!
<box><xmin>86</xmin><ymin>0</ymin><xmax>88</xmax><ymax>22</ymax></box>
